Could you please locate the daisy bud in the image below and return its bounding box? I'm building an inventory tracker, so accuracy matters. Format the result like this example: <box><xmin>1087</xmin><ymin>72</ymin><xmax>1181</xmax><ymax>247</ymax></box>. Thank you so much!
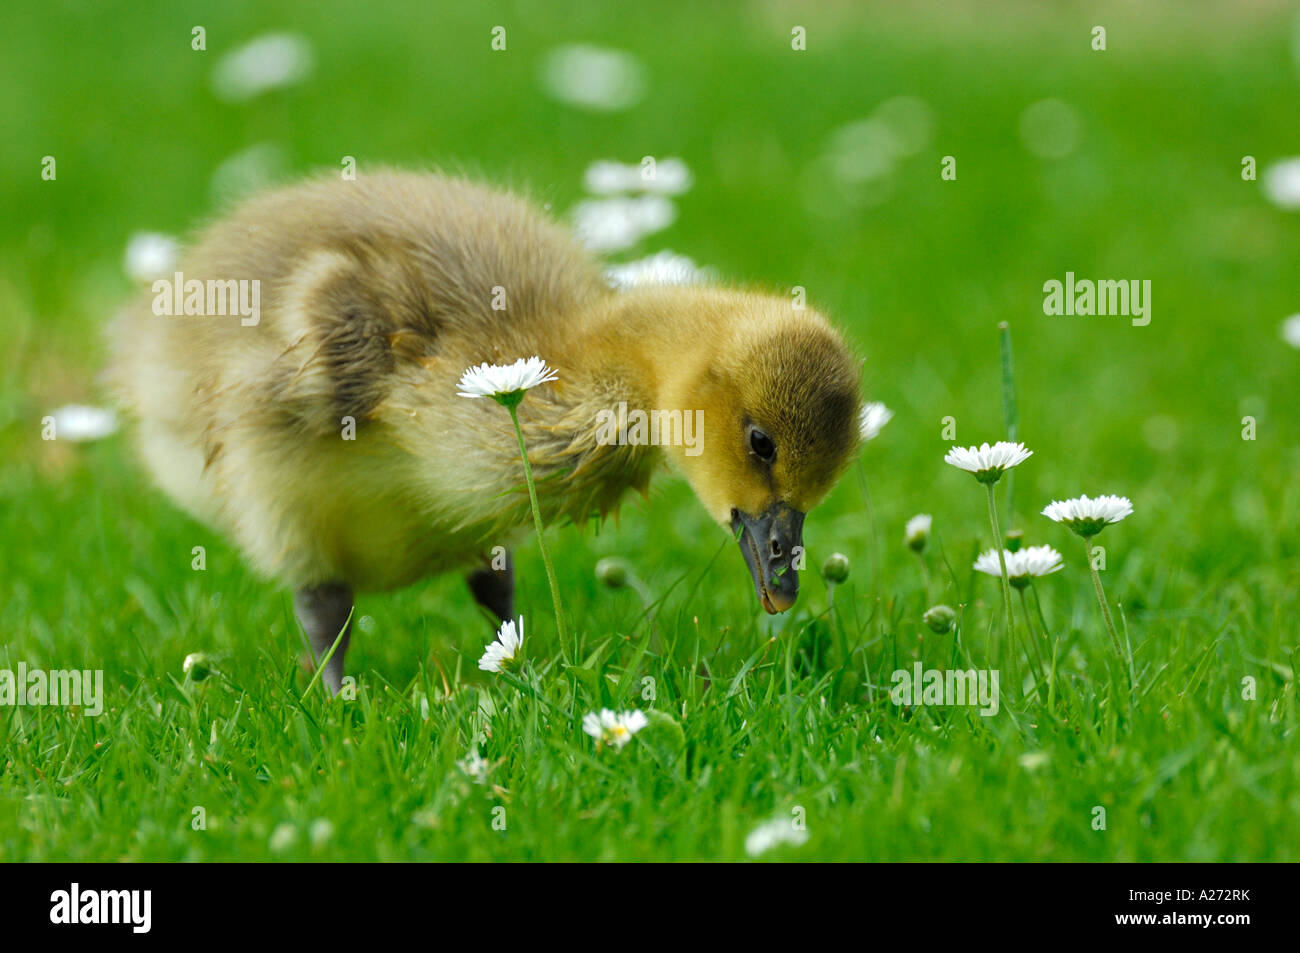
<box><xmin>182</xmin><ymin>652</ymin><xmax>214</xmax><ymax>682</ymax></box>
<box><xmin>1005</xmin><ymin>529</ymin><xmax>1024</xmax><ymax>553</ymax></box>
<box><xmin>595</xmin><ymin>556</ymin><xmax>630</xmax><ymax>588</ymax></box>
<box><xmin>903</xmin><ymin>514</ymin><xmax>931</xmax><ymax>553</ymax></box>
<box><xmin>923</xmin><ymin>604</ymin><xmax>957</xmax><ymax>634</ymax></box>
<box><xmin>821</xmin><ymin>552</ymin><xmax>851</xmax><ymax>584</ymax></box>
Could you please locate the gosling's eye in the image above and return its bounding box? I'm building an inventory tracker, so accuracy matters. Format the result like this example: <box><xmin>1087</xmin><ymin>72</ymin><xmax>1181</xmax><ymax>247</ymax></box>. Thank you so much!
<box><xmin>748</xmin><ymin>426</ymin><xmax>776</xmax><ymax>463</ymax></box>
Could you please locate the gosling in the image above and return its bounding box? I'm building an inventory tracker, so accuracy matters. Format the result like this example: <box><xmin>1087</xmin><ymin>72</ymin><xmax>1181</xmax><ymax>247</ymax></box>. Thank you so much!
<box><xmin>109</xmin><ymin>170</ymin><xmax>864</xmax><ymax>691</ymax></box>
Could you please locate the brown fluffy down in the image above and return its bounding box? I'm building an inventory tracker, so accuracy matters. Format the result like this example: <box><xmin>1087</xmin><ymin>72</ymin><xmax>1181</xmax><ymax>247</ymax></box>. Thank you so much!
<box><xmin>109</xmin><ymin>170</ymin><xmax>864</xmax><ymax>593</ymax></box>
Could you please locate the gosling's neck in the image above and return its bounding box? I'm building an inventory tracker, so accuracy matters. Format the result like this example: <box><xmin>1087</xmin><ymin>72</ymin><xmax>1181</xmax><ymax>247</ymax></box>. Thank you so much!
<box><xmin>517</xmin><ymin>285</ymin><xmax>735</xmax><ymax>525</ymax></box>
<box><xmin>572</xmin><ymin>284</ymin><xmax>745</xmax><ymax>406</ymax></box>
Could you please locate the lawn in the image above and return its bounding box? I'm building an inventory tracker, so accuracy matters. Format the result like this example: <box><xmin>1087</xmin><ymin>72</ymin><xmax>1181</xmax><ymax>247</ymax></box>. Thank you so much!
<box><xmin>1</xmin><ymin>0</ymin><xmax>1297</xmax><ymax>861</ymax></box>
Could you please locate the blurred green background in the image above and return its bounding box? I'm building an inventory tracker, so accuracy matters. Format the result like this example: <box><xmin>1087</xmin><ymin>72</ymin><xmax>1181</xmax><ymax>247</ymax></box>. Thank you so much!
<box><xmin>1</xmin><ymin>1</ymin><xmax>1297</xmax><ymax>861</ymax></box>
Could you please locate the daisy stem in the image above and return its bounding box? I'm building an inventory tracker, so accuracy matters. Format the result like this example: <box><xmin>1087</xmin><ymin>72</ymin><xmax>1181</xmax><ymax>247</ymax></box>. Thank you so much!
<box><xmin>984</xmin><ymin>482</ymin><xmax>1016</xmax><ymax>646</ymax></box>
<box><xmin>506</xmin><ymin>403</ymin><xmax>569</xmax><ymax>652</ymax></box>
<box><xmin>1030</xmin><ymin>582</ymin><xmax>1064</xmax><ymax>713</ymax></box>
<box><xmin>495</xmin><ymin>666</ymin><xmax>554</xmax><ymax>714</ymax></box>
<box><xmin>1017</xmin><ymin>587</ymin><xmax>1048</xmax><ymax>700</ymax></box>
<box><xmin>1029</xmin><ymin>582</ymin><xmax>1053</xmax><ymax>646</ymax></box>
<box><xmin>1082</xmin><ymin>535</ymin><xmax>1125</xmax><ymax>667</ymax></box>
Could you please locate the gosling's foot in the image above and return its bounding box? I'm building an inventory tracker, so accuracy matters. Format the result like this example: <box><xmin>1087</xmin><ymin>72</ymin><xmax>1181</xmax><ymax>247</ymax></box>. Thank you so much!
<box><xmin>294</xmin><ymin>582</ymin><xmax>354</xmax><ymax>694</ymax></box>
<box><xmin>466</xmin><ymin>551</ymin><xmax>514</xmax><ymax>624</ymax></box>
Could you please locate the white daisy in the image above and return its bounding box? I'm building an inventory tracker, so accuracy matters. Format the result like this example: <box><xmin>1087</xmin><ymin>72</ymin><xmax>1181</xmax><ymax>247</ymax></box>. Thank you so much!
<box><xmin>268</xmin><ymin>822</ymin><xmax>297</xmax><ymax>853</ymax></box>
<box><xmin>477</xmin><ymin>616</ymin><xmax>524</xmax><ymax>673</ymax></box>
<box><xmin>581</xmin><ymin>708</ymin><xmax>648</xmax><ymax>749</ymax></box>
<box><xmin>457</xmin><ymin>749</ymin><xmax>491</xmax><ymax>785</ymax></box>
<box><xmin>572</xmin><ymin>195</ymin><xmax>676</xmax><ymax>252</ymax></box>
<box><xmin>859</xmin><ymin>402</ymin><xmax>893</xmax><ymax>441</ymax></box>
<box><xmin>1041</xmin><ymin>494</ymin><xmax>1133</xmax><ymax>537</ymax></box>
<box><xmin>47</xmin><ymin>405</ymin><xmax>119</xmax><ymax>443</ymax></box>
<box><xmin>1262</xmin><ymin>158</ymin><xmax>1300</xmax><ymax>211</ymax></box>
<box><xmin>744</xmin><ymin>816</ymin><xmax>809</xmax><ymax>857</ymax></box>
<box><xmin>211</xmin><ymin>32</ymin><xmax>314</xmax><ymax>103</ymax></box>
<box><xmin>584</xmin><ymin>157</ymin><xmax>693</xmax><ymax>196</ymax></box>
<box><xmin>123</xmin><ymin>231</ymin><xmax>178</xmax><ymax>282</ymax></box>
<box><xmin>973</xmin><ymin>549</ymin><xmax>1012</xmax><ymax>578</ymax></box>
<box><xmin>540</xmin><ymin>44</ymin><xmax>646</xmax><ymax>113</ymax></box>
<box><xmin>1011</xmin><ymin>545</ymin><xmax>1065</xmax><ymax>580</ymax></box>
<box><xmin>1281</xmin><ymin>314</ymin><xmax>1300</xmax><ymax>350</ymax></box>
<box><xmin>457</xmin><ymin>357</ymin><xmax>558</xmax><ymax>404</ymax></box>
<box><xmin>604</xmin><ymin>250</ymin><xmax>708</xmax><ymax>289</ymax></box>
<box><xmin>944</xmin><ymin>441</ymin><xmax>1032</xmax><ymax>484</ymax></box>
<box><xmin>974</xmin><ymin>544</ymin><xmax>1064</xmax><ymax>589</ymax></box>
<box><xmin>903</xmin><ymin>513</ymin><xmax>932</xmax><ymax>552</ymax></box>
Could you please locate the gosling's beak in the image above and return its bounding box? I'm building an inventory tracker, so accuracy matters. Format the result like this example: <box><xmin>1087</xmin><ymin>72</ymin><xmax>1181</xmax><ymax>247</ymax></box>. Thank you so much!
<box><xmin>731</xmin><ymin>502</ymin><xmax>806</xmax><ymax>614</ymax></box>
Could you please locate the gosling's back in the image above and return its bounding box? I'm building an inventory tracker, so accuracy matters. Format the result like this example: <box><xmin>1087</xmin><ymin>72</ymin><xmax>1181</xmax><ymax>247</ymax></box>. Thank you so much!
<box><xmin>109</xmin><ymin>171</ymin><xmax>610</xmax><ymax>590</ymax></box>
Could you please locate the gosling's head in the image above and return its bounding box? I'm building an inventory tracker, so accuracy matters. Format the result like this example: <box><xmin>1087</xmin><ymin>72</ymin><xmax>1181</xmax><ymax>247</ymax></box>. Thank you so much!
<box><xmin>663</xmin><ymin>295</ymin><xmax>863</xmax><ymax>614</ymax></box>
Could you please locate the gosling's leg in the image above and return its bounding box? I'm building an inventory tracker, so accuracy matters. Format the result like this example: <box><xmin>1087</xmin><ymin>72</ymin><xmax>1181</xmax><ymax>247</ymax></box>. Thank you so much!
<box><xmin>466</xmin><ymin>551</ymin><xmax>514</xmax><ymax>623</ymax></box>
<box><xmin>294</xmin><ymin>582</ymin><xmax>354</xmax><ymax>694</ymax></box>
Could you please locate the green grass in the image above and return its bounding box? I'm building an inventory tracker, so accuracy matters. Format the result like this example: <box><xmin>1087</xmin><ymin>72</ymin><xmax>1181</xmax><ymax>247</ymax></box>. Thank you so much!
<box><xmin>2</xmin><ymin>0</ymin><xmax>1298</xmax><ymax>861</ymax></box>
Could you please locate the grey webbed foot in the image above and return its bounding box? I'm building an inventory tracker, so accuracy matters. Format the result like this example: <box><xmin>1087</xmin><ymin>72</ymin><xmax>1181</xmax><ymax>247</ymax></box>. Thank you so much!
<box><xmin>466</xmin><ymin>551</ymin><xmax>514</xmax><ymax>623</ymax></box>
<box><xmin>294</xmin><ymin>582</ymin><xmax>354</xmax><ymax>694</ymax></box>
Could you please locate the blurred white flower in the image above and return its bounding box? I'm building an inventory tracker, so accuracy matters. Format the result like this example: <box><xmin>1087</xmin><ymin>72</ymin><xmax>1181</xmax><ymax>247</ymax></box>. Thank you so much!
<box><xmin>182</xmin><ymin>652</ymin><xmax>215</xmax><ymax>682</ymax></box>
<box><xmin>1019</xmin><ymin>99</ymin><xmax>1081</xmax><ymax>159</ymax></box>
<box><xmin>1041</xmin><ymin>494</ymin><xmax>1133</xmax><ymax>537</ymax></box>
<box><xmin>584</xmin><ymin>157</ymin><xmax>692</xmax><ymax>196</ymax></box>
<box><xmin>572</xmin><ymin>195</ymin><xmax>676</xmax><ymax>252</ymax></box>
<box><xmin>974</xmin><ymin>549</ymin><xmax>1013</xmax><ymax>578</ymax></box>
<box><xmin>212</xmin><ymin>32</ymin><xmax>313</xmax><ymax>103</ymax></box>
<box><xmin>744</xmin><ymin>816</ymin><xmax>809</xmax><ymax>857</ymax></box>
<box><xmin>859</xmin><ymin>402</ymin><xmax>893</xmax><ymax>441</ymax></box>
<box><xmin>605</xmin><ymin>250</ymin><xmax>708</xmax><ymax>289</ymax></box>
<box><xmin>904</xmin><ymin>513</ymin><xmax>932</xmax><ymax>552</ymax></box>
<box><xmin>540</xmin><ymin>45</ymin><xmax>646</xmax><ymax>112</ymax></box>
<box><xmin>826</xmin><ymin>118</ymin><xmax>899</xmax><ymax>187</ymax></box>
<box><xmin>458</xmin><ymin>358</ymin><xmax>557</xmax><ymax>402</ymax></box>
<box><xmin>457</xmin><ymin>749</ymin><xmax>491</xmax><ymax>785</ymax></box>
<box><xmin>477</xmin><ymin>616</ymin><xmax>524</xmax><ymax>673</ymax></box>
<box><xmin>210</xmin><ymin>142</ymin><xmax>288</xmax><ymax>205</ymax></box>
<box><xmin>309</xmin><ymin>818</ymin><xmax>334</xmax><ymax>847</ymax></box>
<box><xmin>944</xmin><ymin>441</ymin><xmax>1032</xmax><ymax>483</ymax></box>
<box><xmin>123</xmin><ymin>232</ymin><xmax>178</xmax><ymax>282</ymax></box>
<box><xmin>809</xmin><ymin>98</ymin><xmax>931</xmax><ymax>216</ymax></box>
<box><xmin>1283</xmin><ymin>314</ymin><xmax>1300</xmax><ymax>349</ymax></box>
<box><xmin>47</xmin><ymin>405</ymin><xmax>118</xmax><ymax>442</ymax></box>
<box><xmin>1018</xmin><ymin>751</ymin><xmax>1050</xmax><ymax>772</ymax></box>
<box><xmin>268</xmin><ymin>822</ymin><xmax>297</xmax><ymax>853</ymax></box>
<box><xmin>873</xmin><ymin>95</ymin><xmax>933</xmax><ymax>156</ymax></box>
<box><xmin>1262</xmin><ymin>159</ymin><xmax>1300</xmax><ymax>211</ymax></box>
<box><xmin>974</xmin><ymin>544</ymin><xmax>1064</xmax><ymax>587</ymax></box>
<box><xmin>582</xmin><ymin>708</ymin><xmax>648</xmax><ymax>749</ymax></box>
